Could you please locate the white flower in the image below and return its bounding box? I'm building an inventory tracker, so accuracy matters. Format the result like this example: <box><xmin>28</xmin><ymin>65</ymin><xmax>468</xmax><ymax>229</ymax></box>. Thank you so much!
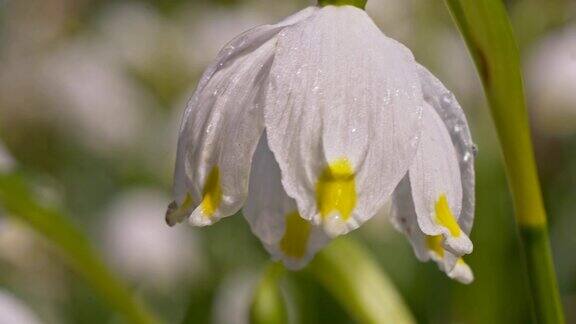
<box><xmin>167</xmin><ymin>5</ymin><xmax>476</xmax><ymax>281</ymax></box>
<box><xmin>0</xmin><ymin>289</ymin><xmax>41</xmax><ymax>324</ymax></box>
<box><xmin>103</xmin><ymin>190</ymin><xmax>204</xmax><ymax>289</ymax></box>
<box><xmin>526</xmin><ymin>25</ymin><xmax>576</xmax><ymax>137</ymax></box>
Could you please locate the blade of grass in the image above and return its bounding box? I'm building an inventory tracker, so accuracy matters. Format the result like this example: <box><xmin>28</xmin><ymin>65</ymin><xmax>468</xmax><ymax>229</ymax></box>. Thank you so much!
<box><xmin>307</xmin><ymin>238</ymin><xmax>415</xmax><ymax>324</ymax></box>
<box><xmin>0</xmin><ymin>172</ymin><xmax>160</xmax><ymax>324</ymax></box>
<box><xmin>442</xmin><ymin>1</ymin><xmax>564</xmax><ymax>322</ymax></box>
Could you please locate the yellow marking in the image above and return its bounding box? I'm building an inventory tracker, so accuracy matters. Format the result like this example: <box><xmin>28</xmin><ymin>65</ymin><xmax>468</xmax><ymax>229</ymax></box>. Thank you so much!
<box><xmin>457</xmin><ymin>258</ymin><xmax>466</xmax><ymax>265</ymax></box>
<box><xmin>426</xmin><ymin>235</ymin><xmax>445</xmax><ymax>258</ymax></box>
<box><xmin>200</xmin><ymin>167</ymin><xmax>222</xmax><ymax>217</ymax></box>
<box><xmin>435</xmin><ymin>194</ymin><xmax>462</xmax><ymax>237</ymax></box>
<box><xmin>280</xmin><ymin>212</ymin><xmax>312</xmax><ymax>259</ymax></box>
<box><xmin>316</xmin><ymin>158</ymin><xmax>356</xmax><ymax>221</ymax></box>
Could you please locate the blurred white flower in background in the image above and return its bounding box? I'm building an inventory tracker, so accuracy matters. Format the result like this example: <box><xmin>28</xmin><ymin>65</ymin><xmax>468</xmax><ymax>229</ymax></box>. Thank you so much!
<box><xmin>212</xmin><ymin>271</ymin><xmax>258</xmax><ymax>324</ymax></box>
<box><xmin>0</xmin><ymin>289</ymin><xmax>41</xmax><ymax>324</ymax></box>
<box><xmin>97</xmin><ymin>2</ymin><xmax>165</xmax><ymax>72</ymax></box>
<box><xmin>0</xmin><ymin>141</ymin><xmax>16</xmax><ymax>173</ymax></box>
<box><xmin>185</xmin><ymin>7</ymin><xmax>270</xmax><ymax>70</ymax></box>
<box><xmin>0</xmin><ymin>218</ymin><xmax>66</xmax><ymax>320</ymax></box>
<box><xmin>527</xmin><ymin>25</ymin><xmax>576</xmax><ymax>137</ymax></box>
<box><xmin>102</xmin><ymin>189</ymin><xmax>204</xmax><ymax>290</ymax></box>
<box><xmin>366</xmin><ymin>0</ymin><xmax>415</xmax><ymax>41</ymax></box>
<box><xmin>41</xmin><ymin>40</ymin><xmax>153</xmax><ymax>155</ymax></box>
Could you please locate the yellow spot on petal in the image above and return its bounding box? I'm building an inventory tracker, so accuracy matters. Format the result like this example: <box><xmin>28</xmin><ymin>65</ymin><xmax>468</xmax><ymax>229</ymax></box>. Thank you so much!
<box><xmin>426</xmin><ymin>235</ymin><xmax>445</xmax><ymax>258</ymax></box>
<box><xmin>435</xmin><ymin>194</ymin><xmax>462</xmax><ymax>237</ymax></box>
<box><xmin>201</xmin><ymin>167</ymin><xmax>222</xmax><ymax>217</ymax></box>
<box><xmin>280</xmin><ymin>212</ymin><xmax>312</xmax><ymax>259</ymax></box>
<box><xmin>457</xmin><ymin>258</ymin><xmax>466</xmax><ymax>265</ymax></box>
<box><xmin>316</xmin><ymin>158</ymin><xmax>356</xmax><ymax>221</ymax></box>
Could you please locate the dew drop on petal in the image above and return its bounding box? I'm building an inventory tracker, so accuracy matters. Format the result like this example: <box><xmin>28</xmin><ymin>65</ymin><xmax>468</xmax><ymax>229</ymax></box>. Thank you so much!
<box><xmin>441</xmin><ymin>93</ymin><xmax>453</xmax><ymax>106</ymax></box>
<box><xmin>463</xmin><ymin>151</ymin><xmax>472</xmax><ymax>163</ymax></box>
<box><xmin>471</xmin><ymin>144</ymin><xmax>478</xmax><ymax>157</ymax></box>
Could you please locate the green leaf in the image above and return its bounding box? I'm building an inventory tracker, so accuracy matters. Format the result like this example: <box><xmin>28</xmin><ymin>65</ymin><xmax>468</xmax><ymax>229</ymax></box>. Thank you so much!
<box><xmin>307</xmin><ymin>238</ymin><xmax>415</xmax><ymax>324</ymax></box>
<box><xmin>442</xmin><ymin>0</ymin><xmax>564</xmax><ymax>323</ymax></box>
<box><xmin>0</xmin><ymin>172</ymin><xmax>160</xmax><ymax>324</ymax></box>
<box><xmin>250</xmin><ymin>263</ymin><xmax>288</xmax><ymax>324</ymax></box>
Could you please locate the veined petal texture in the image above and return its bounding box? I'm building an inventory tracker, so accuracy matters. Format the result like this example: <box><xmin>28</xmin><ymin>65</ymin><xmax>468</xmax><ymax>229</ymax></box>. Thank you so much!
<box><xmin>264</xmin><ymin>6</ymin><xmax>423</xmax><ymax>236</ymax></box>
<box><xmin>168</xmin><ymin>7</ymin><xmax>318</xmax><ymax>226</ymax></box>
<box><xmin>418</xmin><ymin>65</ymin><xmax>476</xmax><ymax>234</ymax></box>
<box><xmin>409</xmin><ymin>104</ymin><xmax>472</xmax><ymax>256</ymax></box>
<box><xmin>391</xmin><ymin>177</ymin><xmax>474</xmax><ymax>284</ymax></box>
<box><xmin>244</xmin><ymin>134</ymin><xmax>330</xmax><ymax>269</ymax></box>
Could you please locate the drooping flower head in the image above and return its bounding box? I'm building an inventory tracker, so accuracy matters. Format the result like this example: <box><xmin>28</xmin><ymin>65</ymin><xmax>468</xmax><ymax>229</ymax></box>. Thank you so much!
<box><xmin>167</xmin><ymin>3</ymin><xmax>476</xmax><ymax>283</ymax></box>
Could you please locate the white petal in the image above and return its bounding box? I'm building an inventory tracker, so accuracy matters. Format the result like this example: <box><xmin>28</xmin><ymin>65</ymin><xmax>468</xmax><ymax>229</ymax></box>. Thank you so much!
<box><xmin>168</xmin><ymin>7</ymin><xmax>318</xmax><ymax>227</ymax></box>
<box><xmin>391</xmin><ymin>176</ymin><xmax>474</xmax><ymax>284</ymax></box>
<box><xmin>264</xmin><ymin>6</ymin><xmax>423</xmax><ymax>237</ymax></box>
<box><xmin>390</xmin><ymin>176</ymin><xmax>430</xmax><ymax>262</ymax></box>
<box><xmin>417</xmin><ymin>64</ymin><xmax>476</xmax><ymax>234</ymax></box>
<box><xmin>244</xmin><ymin>134</ymin><xmax>330</xmax><ymax>270</ymax></box>
<box><xmin>409</xmin><ymin>104</ymin><xmax>472</xmax><ymax>256</ymax></box>
<box><xmin>448</xmin><ymin>259</ymin><xmax>474</xmax><ymax>284</ymax></box>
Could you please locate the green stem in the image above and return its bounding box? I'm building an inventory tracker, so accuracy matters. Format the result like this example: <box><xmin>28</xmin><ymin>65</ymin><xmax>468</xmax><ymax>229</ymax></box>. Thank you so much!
<box><xmin>0</xmin><ymin>173</ymin><xmax>160</xmax><ymax>324</ymax></box>
<box><xmin>307</xmin><ymin>239</ymin><xmax>415</xmax><ymax>324</ymax></box>
<box><xmin>443</xmin><ymin>0</ymin><xmax>564</xmax><ymax>322</ymax></box>
<box><xmin>250</xmin><ymin>263</ymin><xmax>288</xmax><ymax>324</ymax></box>
<box><xmin>318</xmin><ymin>0</ymin><xmax>367</xmax><ymax>10</ymax></box>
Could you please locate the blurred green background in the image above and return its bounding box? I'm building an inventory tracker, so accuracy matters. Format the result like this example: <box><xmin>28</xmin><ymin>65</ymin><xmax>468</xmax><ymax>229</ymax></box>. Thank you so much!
<box><xmin>0</xmin><ymin>0</ymin><xmax>574</xmax><ymax>323</ymax></box>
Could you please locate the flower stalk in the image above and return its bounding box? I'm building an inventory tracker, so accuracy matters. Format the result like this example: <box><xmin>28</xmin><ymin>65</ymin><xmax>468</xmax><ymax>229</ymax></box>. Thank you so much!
<box><xmin>443</xmin><ymin>0</ymin><xmax>564</xmax><ymax>322</ymax></box>
<box><xmin>307</xmin><ymin>239</ymin><xmax>415</xmax><ymax>324</ymax></box>
<box><xmin>318</xmin><ymin>0</ymin><xmax>367</xmax><ymax>9</ymax></box>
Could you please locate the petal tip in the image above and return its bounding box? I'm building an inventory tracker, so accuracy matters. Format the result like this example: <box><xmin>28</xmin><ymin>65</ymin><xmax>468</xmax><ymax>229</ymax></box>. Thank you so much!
<box><xmin>188</xmin><ymin>206</ymin><xmax>217</xmax><ymax>227</ymax></box>
<box><xmin>448</xmin><ymin>259</ymin><xmax>474</xmax><ymax>284</ymax></box>
<box><xmin>165</xmin><ymin>200</ymin><xmax>188</xmax><ymax>226</ymax></box>
<box><xmin>322</xmin><ymin>213</ymin><xmax>349</xmax><ymax>237</ymax></box>
<box><xmin>444</xmin><ymin>233</ymin><xmax>473</xmax><ymax>256</ymax></box>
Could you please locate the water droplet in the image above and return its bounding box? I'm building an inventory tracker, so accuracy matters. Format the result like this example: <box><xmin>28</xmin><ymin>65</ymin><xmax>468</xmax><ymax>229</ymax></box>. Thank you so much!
<box><xmin>441</xmin><ymin>93</ymin><xmax>452</xmax><ymax>106</ymax></box>
<box><xmin>410</xmin><ymin>135</ymin><xmax>420</xmax><ymax>147</ymax></box>
<box><xmin>454</xmin><ymin>124</ymin><xmax>462</xmax><ymax>133</ymax></box>
<box><xmin>463</xmin><ymin>152</ymin><xmax>472</xmax><ymax>163</ymax></box>
<box><xmin>471</xmin><ymin>144</ymin><xmax>478</xmax><ymax>157</ymax></box>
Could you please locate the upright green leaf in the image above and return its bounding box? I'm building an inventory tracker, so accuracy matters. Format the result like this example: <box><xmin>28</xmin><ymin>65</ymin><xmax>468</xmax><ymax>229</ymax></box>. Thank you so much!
<box><xmin>442</xmin><ymin>1</ymin><xmax>564</xmax><ymax>322</ymax></box>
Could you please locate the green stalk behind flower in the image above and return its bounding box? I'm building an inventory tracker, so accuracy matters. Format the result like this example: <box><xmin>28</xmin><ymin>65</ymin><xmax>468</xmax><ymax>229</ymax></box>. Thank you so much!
<box><xmin>308</xmin><ymin>239</ymin><xmax>415</xmax><ymax>324</ymax></box>
<box><xmin>318</xmin><ymin>0</ymin><xmax>367</xmax><ymax>10</ymax></box>
<box><xmin>443</xmin><ymin>0</ymin><xmax>564</xmax><ymax>323</ymax></box>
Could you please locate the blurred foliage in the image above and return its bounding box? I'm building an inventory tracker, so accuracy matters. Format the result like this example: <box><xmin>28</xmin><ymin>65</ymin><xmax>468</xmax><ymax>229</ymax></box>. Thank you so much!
<box><xmin>0</xmin><ymin>0</ymin><xmax>574</xmax><ymax>323</ymax></box>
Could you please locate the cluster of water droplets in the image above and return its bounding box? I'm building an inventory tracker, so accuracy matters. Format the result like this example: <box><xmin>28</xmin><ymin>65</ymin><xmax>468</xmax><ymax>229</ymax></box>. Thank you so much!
<box><xmin>439</xmin><ymin>92</ymin><xmax>478</xmax><ymax>165</ymax></box>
